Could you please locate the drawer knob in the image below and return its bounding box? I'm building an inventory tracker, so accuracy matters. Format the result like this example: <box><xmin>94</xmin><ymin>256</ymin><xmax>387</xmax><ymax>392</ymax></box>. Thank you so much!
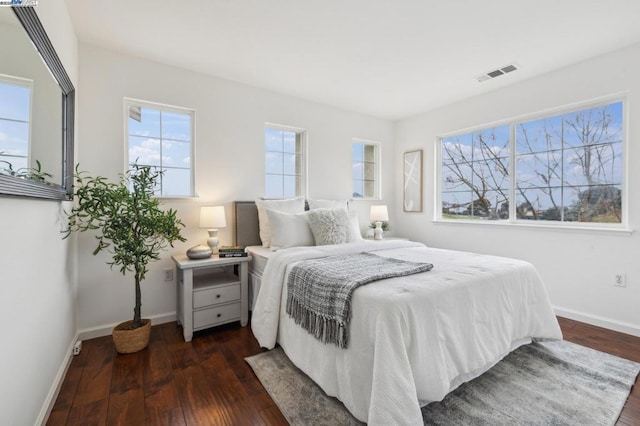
<box><xmin>217</xmin><ymin>313</ymin><xmax>222</xmax><ymax>318</ymax></box>
<box><xmin>216</xmin><ymin>294</ymin><xmax>221</xmax><ymax>299</ymax></box>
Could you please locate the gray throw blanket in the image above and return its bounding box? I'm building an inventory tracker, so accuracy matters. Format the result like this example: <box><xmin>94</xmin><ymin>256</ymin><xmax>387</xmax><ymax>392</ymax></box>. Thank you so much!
<box><xmin>286</xmin><ymin>252</ymin><xmax>433</xmax><ymax>348</ymax></box>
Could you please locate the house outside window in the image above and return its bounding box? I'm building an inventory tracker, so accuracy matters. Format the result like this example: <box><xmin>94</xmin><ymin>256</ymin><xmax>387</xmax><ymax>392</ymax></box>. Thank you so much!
<box><xmin>352</xmin><ymin>140</ymin><xmax>380</xmax><ymax>199</ymax></box>
<box><xmin>0</xmin><ymin>76</ymin><xmax>32</xmax><ymax>174</ymax></box>
<box><xmin>439</xmin><ymin>100</ymin><xmax>624</xmax><ymax>226</ymax></box>
<box><xmin>264</xmin><ymin>124</ymin><xmax>306</xmax><ymax>199</ymax></box>
<box><xmin>125</xmin><ymin>98</ymin><xmax>195</xmax><ymax>197</ymax></box>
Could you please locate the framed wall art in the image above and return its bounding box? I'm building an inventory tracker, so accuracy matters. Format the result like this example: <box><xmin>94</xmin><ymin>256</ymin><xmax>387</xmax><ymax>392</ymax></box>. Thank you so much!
<box><xmin>403</xmin><ymin>150</ymin><xmax>422</xmax><ymax>212</ymax></box>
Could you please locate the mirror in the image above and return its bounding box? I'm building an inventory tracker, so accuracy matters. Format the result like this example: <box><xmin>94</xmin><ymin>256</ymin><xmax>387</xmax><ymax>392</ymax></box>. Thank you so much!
<box><xmin>0</xmin><ymin>6</ymin><xmax>74</xmax><ymax>200</ymax></box>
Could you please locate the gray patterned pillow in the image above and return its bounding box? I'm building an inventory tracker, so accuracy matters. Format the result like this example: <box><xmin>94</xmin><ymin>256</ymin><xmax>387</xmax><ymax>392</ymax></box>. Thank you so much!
<box><xmin>307</xmin><ymin>208</ymin><xmax>351</xmax><ymax>245</ymax></box>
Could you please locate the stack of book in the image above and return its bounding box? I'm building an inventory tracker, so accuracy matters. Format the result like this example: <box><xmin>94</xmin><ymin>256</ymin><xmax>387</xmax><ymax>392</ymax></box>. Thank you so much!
<box><xmin>218</xmin><ymin>245</ymin><xmax>248</xmax><ymax>258</ymax></box>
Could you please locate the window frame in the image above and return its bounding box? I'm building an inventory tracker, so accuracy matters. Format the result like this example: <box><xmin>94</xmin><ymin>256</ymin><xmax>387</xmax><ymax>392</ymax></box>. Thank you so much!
<box><xmin>123</xmin><ymin>97</ymin><xmax>196</xmax><ymax>198</ymax></box>
<box><xmin>263</xmin><ymin>122</ymin><xmax>308</xmax><ymax>199</ymax></box>
<box><xmin>352</xmin><ymin>138</ymin><xmax>381</xmax><ymax>201</ymax></box>
<box><xmin>435</xmin><ymin>95</ymin><xmax>629</xmax><ymax>233</ymax></box>
<box><xmin>0</xmin><ymin>74</ymin><xmax>33</xmax><ymax>173</ymax></box>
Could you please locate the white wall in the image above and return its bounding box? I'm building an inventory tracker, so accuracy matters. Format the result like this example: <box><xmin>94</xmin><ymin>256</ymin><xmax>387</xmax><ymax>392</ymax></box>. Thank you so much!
<box><xmin>76</xmin><ymin>44</ymin><xmax>395</xmax><ymax>334</ymax></box>
<box><xmin>395</xmin><ymin>43</ymin><xmax>640</xmax><ymax>335</ymax></box>
<box><xmin>0</xmin><ymin>1</ymin><xmax>78</xmax><ymax>425</ymax></box>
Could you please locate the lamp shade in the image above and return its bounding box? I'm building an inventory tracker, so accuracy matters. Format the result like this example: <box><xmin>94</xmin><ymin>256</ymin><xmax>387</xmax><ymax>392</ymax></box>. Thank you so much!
<box><xmin>199</xmin><ymin>206</ymin><xmax>226</xmax><ymax>229</ymax></box>
<box><xmin>370</xmin><ymin>205</ymin><xmax>389</xmax><ymax>222</ymax></box>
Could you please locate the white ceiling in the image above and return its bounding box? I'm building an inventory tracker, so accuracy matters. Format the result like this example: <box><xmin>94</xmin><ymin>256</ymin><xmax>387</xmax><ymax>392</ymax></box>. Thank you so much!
<box><xmin>64</xmin><ymin>0</ymin><xmax>640</xmax><ymax>121</ymax></box>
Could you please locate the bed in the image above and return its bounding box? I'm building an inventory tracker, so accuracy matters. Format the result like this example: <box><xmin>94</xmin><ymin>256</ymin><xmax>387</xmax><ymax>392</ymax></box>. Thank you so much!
<box><xmin>234</xmin><ymin>201</ymin><xmax>562</xmax><ymax>425</ymax></box>
<box><xmin>245</xmin><ymin>245</ymin><xmax>271</xmax><ymax>310</ymax></box>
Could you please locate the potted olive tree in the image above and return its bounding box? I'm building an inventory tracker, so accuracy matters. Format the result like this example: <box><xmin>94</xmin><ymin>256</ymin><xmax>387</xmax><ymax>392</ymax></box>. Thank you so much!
<box><xmin>65</xmin><ymin>164</ymin><xmax>185</xmax><ymax>353</ymax></box>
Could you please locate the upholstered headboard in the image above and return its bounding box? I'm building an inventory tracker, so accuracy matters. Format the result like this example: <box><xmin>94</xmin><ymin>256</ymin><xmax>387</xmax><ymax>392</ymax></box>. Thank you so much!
<box><xmin>234</xmin><ymin>201</ymin><xmax>262</xmax><ymax>246</ymax></box>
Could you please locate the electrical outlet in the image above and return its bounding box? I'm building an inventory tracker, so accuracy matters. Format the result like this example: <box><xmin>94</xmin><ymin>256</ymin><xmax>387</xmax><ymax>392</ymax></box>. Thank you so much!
<box><xmin>73</xmin><ymin>340</ymin><xmax>82</xmax><ymax>356</ymax></box>
<box><xmin>614</xmin><ymin>273</ymin><xmax>626</xmax><ymax>287</ymax></box>
<box><xmin>164</xmin><ymin>268</ymin><xmax>174</xmax><ymax>282</ymax></box>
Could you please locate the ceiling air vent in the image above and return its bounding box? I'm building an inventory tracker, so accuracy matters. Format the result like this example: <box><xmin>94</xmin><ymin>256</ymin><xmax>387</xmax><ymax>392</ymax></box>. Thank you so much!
<box><xmin>476</xmin><ymin>63</ymin><xmax>519</xmax><ymax>83</ymax></box>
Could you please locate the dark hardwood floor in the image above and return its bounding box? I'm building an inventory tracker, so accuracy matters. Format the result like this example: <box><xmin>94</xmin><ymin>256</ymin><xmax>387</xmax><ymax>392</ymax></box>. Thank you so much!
<box><xmin>46</xmin><ymin>317</ymin><xmax>640</xmax><ymax>425</ymax></box>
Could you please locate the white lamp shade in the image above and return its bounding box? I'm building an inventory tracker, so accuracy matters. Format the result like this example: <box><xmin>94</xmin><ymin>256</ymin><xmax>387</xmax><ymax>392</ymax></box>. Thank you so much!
<box><xmin>200</xmin><ymin>206</ymin><xmax>226</xmax><ymax>229</ymax></box>
<box><xmin>370</xmin><ymin>205</ymin><xmax>389</xmax><ymax>222</ymax></box>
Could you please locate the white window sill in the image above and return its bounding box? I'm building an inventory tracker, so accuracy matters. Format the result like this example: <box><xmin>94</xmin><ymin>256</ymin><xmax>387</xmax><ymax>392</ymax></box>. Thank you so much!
<box><xmin>433</xmin><ymin>219</ymin><xmax>633</xmax><ymax>236</ymax></box>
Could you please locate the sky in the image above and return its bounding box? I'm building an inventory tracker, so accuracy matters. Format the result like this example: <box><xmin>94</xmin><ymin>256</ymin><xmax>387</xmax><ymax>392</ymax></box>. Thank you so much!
<box><xmin>0</xmin><ymin>81</ymin><xmax>30</xmax><ymax>171</ymax></box>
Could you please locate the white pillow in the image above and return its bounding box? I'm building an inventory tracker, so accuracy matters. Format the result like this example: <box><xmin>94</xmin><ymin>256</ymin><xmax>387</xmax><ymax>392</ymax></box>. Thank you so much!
<box><xmin>266</xmin><ymin>209</ymin><xmax>314</xmax><ymax>250</ymax></box>
<box><xmin>307</xmin><ymin>198</ymin><xmax>350</xmax><ymax>211</ymax></box>
<box><xmin>255</xmin><ymin>197</ymin><xmax>305</xmax><ymax>247</ymax></box>
<box><xmin>348</xmin><ymin>209</ymin><xmax>363</xmax><ymax>241</ymax></box>
<box><xmin>307</xmin><ymin>208</ymin><xmax>352</xmax><ymax>245</ymax></box>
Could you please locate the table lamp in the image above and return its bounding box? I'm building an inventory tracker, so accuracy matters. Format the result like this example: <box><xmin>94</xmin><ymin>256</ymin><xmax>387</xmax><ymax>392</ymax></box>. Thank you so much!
<box><xmin>200</xmin><ymin>206</ymin><xmax>227</xmax><ymax>254</ymax></box>
<box><xmin>370</xmin><ymin>205</ymin><xmax>389</xmax><ymax>240</ymax></box>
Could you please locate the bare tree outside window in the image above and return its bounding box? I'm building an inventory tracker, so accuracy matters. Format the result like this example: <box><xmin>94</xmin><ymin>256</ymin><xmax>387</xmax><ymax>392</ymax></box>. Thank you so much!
<box><xmin>440</xmin><ymin>101</ymin><xmax>623</xmax><ymax>224</ymax></box>
<box><xmin>441</xmin><ymin>125</ymin><xmax>510</xmax><ymax>220</ymax></box>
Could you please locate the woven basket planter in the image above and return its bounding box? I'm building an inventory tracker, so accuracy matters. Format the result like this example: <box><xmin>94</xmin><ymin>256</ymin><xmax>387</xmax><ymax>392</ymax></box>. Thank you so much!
<box><xmin>112</xmin><ymin>319</ymin><xmax>151</xmax><ymax>354</ymax></box>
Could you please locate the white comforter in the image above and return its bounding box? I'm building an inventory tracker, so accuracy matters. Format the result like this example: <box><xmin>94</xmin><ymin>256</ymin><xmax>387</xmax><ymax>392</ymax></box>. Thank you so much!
<box><xmin>251</xmin><ymin>240</ymin><xmax>562</xmax><ymax>425</ymax></box>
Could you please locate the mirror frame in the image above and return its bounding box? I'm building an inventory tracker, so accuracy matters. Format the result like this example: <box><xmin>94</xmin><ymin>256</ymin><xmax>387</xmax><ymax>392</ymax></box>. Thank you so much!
<box><xmin>0</xmin><ymin>6</ymin><xmax>74</xmax><ymax>201</ymax></box>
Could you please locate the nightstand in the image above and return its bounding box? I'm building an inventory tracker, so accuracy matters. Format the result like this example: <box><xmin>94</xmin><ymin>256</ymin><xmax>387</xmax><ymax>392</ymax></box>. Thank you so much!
<box><xmin>172</xmin><ymin>254</ymin><xmax>251</xmax><ymax>342</ymax></box>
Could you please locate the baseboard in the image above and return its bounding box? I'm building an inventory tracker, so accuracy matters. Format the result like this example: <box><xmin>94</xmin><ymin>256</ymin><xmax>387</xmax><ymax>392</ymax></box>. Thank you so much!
<box><xmin>78</xmin><ymin>311</ymin><xmax>177</xmax><ymax>341</ymax></box>
<box><xmin>554</xmin><ymin>306</ymin><xmax>640</xmax><ymax>337</ymax></box>
<box><xmin>36</xmin><ymin>330</ymin><xmax>79</xmax><ymax>426</ymax></box>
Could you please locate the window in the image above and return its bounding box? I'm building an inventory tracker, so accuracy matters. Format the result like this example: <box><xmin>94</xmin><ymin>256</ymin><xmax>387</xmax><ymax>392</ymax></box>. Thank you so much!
<box><xmin>0</xmin><ymin>76</ymin><xmax>31</xmax><ymax>174</ymax></box>
<box><xmin>125</xmin><ymin>99</ymin><xmax>194</xmax><ymax>197</ymax></box>
<box><xmin>264</xmin><ymin>125</ymin><xmax>306</xmax><ymax>199</ymax></box>
<box><xmin>439</xmin><ymin>100</ymin><xmax>623</xmax><ymax>225</ymax></box>
<box><xmin>352</xmin><ymin>140</ymin><xmax>379</xmax><ymax>199</ymax></box>
<box><xmin>441</xmin><ymin>126</ymin><xmax>510</xmax><ymax>219</ymax></box>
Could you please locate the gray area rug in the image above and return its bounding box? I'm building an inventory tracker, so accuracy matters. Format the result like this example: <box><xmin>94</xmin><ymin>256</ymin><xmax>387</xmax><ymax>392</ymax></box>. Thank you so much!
<box><xmin>245</xmin><ymin>340</ymin><xmax>639</xmax><ymax>426</ymax></box>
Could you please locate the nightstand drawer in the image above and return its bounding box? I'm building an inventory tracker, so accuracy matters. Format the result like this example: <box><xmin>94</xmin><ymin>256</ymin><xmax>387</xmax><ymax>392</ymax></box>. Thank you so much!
<box><xmin>194</xmin><ymin>302</ymin><xmax>240</xmax><ymax>329</ymax></box>
<box><xmin>193</xmin><ymin>283</ymin><xmax>240</xmax><ymax>309</ymax></box>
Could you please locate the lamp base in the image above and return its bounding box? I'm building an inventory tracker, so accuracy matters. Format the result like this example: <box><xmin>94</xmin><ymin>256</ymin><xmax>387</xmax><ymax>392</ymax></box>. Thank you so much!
<box><xmin>207</xmin><ymin>229</ymin><xmax>220</xmax><ymax>254</ymax></box>
<box><xmin>374</xmin><ymin>221</ymin><xmax>384</xmax><ymax>240</ymax></box>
